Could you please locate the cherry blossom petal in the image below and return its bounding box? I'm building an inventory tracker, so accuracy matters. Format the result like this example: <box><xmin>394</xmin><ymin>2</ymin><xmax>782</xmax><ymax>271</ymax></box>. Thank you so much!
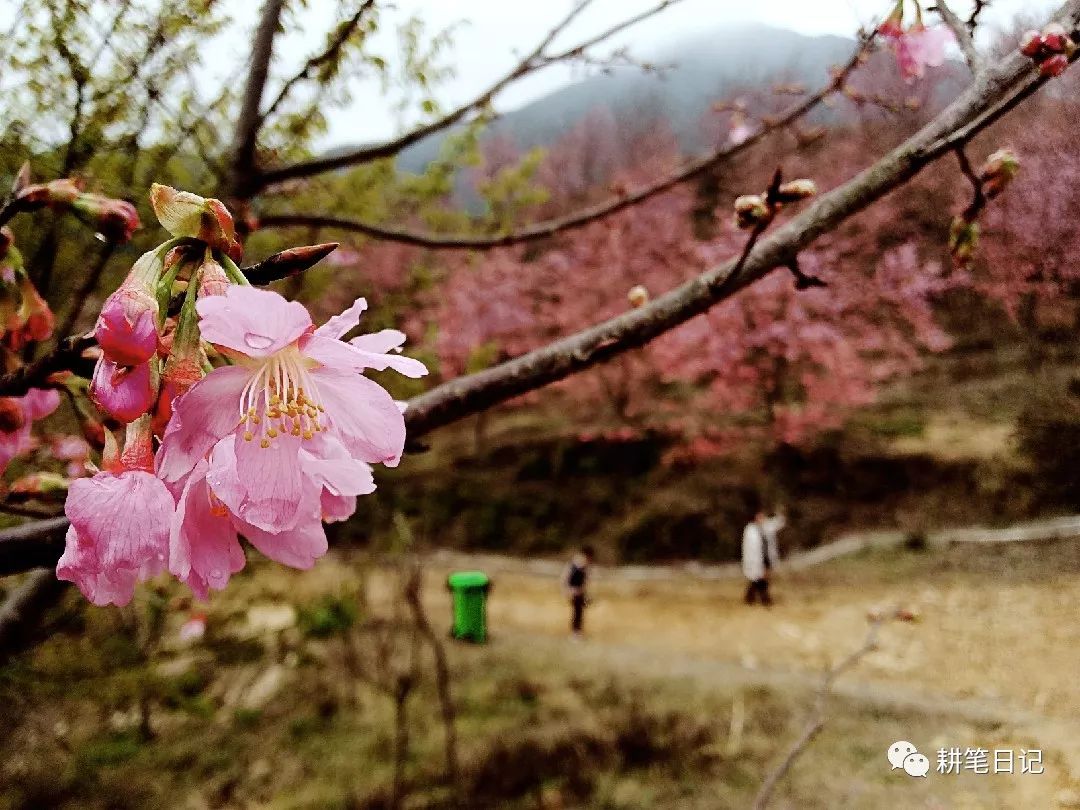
<box><xmin>238</xmin><ymin>514</ymin><xmax>328</xmax><ymax>570</ymax></box>
<box><xmin>156</xmin><ymin>364</ymin><xmax>250</xmax><ymax>484</ymax></box>
<box><xmin>309</xmin><ymin>368</ymin><xmax>407</xmax><ymax>466</ymax></box>
<box><xmin>305</xmin><ymin>333</ymin><xmax>428</xmax><ymax>378</ymax></box>
<box><xmin>314</xmin><ymin>296</ymin><xmax>367</xmax><ymax>340</ymax></box>
<box><xmin>169</xmin><ymin>462</ymin><xmax>245</xmax><ymax>599</ymax></box>
<box><xmin>197</xmin><ymin>285</ymin><xmax>312</xmax><ymax>357</ymax></box>
<box><xmin>321</xmin><ymin>492</ymin><xmax>357</xmax><ymax>523</ymax></box>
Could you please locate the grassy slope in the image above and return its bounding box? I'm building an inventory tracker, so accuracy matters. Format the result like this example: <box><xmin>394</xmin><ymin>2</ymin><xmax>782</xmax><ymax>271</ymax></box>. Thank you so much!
<box><xmin>3</xmin><ymin>537</ymin><xmax>1080</xmax><ymax>808</ymax></box>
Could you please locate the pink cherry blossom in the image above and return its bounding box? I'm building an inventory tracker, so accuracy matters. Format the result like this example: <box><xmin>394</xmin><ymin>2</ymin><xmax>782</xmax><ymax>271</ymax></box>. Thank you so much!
<box><xmin>90</xmin><ymin>357</ymin><xmax>155</xmax><ymax>423</ymax></box>
<box><xmin>883</xmin><ymin>24</ymin><xmax>954</xmax><ymax>82</ymax></box>
<box><xmin>157</xmin><ymin>286</ymin><xmax>425</xmax><ymax>532</ymax></box>
<box><xmin>0</xmin><ymin>389</ymin><xmax>60</xmax><ymax>474</ymax></box>
<box><xmin>56</xmin><ymin>467</ymin><xmax>175</xmax><ymax>606</ymax></box>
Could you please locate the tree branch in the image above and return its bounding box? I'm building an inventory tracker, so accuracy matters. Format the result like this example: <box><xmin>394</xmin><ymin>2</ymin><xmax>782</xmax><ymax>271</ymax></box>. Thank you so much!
<box><xmin>255</xmin><ymin>32</ymin><xmax>875</xmax><ymax>249</ymax></box>
<box><xmin>0</xmin><ymin>0</ymin><xmax>1077</xmax><ymax>576</ymax></box>
<box><xmin>225</xmin><ymin>0</ymin><xmax>287</xmax><ymax>198</ymax></box>
<box><xmin>251</xmin><ymin>0</ymin><xmax>683</xmax><ymax>191</ymax></box>
<box><xmin>933</xmin><ymin>1</ymin><xmax>985</xmax><ymax>73</ymax></box>
<box><xmin>0</xmin><ymin>570</ymin><xmax>68</xmax><ymax>664</ymax></box>
<box><xmin>258</xmin><ymin>0</ymin><xmax>377</xmax><ymax>128</ymax></box>
<box><xmin>751</xmin><ymin>617</ymin><xmax>887</xmax><ymax>810</ymax></box>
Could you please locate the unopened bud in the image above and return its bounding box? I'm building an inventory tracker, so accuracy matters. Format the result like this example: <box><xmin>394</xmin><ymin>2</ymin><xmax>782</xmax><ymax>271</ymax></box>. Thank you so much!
<box><xmin>775</xmin><ymin>179</ymin><xmax>818</xmax><ymax>203</ymax></box>
<box><xmin>150</xmin><ymin>184</ymin><xmax>242</xmax><ymax>261</ymax></box>
<box><xmin>734</xmin><ymin>194</ymin><xmax>771</xmax><ymax>230</ymax></box>
<box><xmin>0</xmin><ymin>397</ymin><xmax>26</xmax><ymax>433</ymax></box>
<box><xmin>1041</xmin><ymin>23</ymin><xmax>1071</xmax><ymax>53</ymax></box>
<box><xmin>979</xmin><ymin>149</ymin><xmax>1020</xmax><ymax>198</ymax></box>
<box><xmin>1020</xmin><ymin>30</ymin><xmax>1044</xmax><ymax>57</ymax></box>
<box><xmin>1039</xmin><ymin>53</ymin><xmax>1070</xmax><ymax>77</ymax></box>
<box><xmin>197</xmin><ymin>253</ymin><xmax>230</xmax><ymax>298</ymax></box>
<box><xmin>949</xmin><ymin>217</ymin><xmax>980</xmax><ymax>266</ymax></box>
<box><xmin>16</xmin><ymin>178</ymin><xmax>82</xmax><ymax>209</ymax></box>
<box><xmin>243</xmin><ymin>242</ymin><xmax>339</xmax><ymax>283</ymax></box>
<box><xmin>95</xmin><ymin>251</ymin><xmax>162</xmax><ymax>366</ymax></box>
<box><xmin>627</xmin><ymin>285</ymin><xmax>650</xmax><ymax>308</ymax></box>
<box><xmin>72</xmin><ymin>194</ymin><xmax>140</xmax><ymax>243</ymax></box>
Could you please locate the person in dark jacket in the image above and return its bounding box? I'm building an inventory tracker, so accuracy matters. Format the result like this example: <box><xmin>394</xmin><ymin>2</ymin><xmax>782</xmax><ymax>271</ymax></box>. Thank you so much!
<box><xmin>563</xmin><ymin>545</ymin><xmax>595</xmax><ymax>637</ymax></box>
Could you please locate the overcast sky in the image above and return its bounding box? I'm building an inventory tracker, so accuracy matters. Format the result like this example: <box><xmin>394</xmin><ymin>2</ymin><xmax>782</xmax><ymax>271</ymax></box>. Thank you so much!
<box><xmin>265</xmin><ymin>0</ymin><xmax>1056</xmax><ymax>148</ymax></box>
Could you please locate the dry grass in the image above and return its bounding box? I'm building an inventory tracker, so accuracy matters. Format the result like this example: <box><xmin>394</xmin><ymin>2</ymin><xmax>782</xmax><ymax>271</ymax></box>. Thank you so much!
<box><xmin>4</xmin><ymin>539</ymin><xmax>1080</xmax><ymax>808</ymax></box>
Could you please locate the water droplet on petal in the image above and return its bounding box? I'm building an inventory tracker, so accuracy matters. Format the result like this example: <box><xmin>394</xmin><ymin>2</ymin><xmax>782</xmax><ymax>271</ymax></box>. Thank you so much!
<box><xmin>243</xmin><ymin>333</ymin><xmax>274</xmax><ymax>350</ymax></box>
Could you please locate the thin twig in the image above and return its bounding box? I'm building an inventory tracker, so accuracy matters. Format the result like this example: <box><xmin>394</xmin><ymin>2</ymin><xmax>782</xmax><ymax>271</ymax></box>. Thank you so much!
<box><xmin>258</xmin><ymin>0</ymin><xmax>377</xmax><ymax>127</ymax></box>
<box><xmin>751</xmin><ymin>617</ymin><xmax>888</xmax><ymax>810</ymax></box>
<box><xmin>256</xmin><ymin>32</ymin><xmax>877</xmax><ymax>249</ymax></box>
<box><xmin>252</xmin><ymin>0</ymin><xmax>685</xmax><ymax>190</ymax></box>
<box><xmin>934</xmin><ymin>2</ymin><xmax>985</xmax><ymax>73</ymax></box>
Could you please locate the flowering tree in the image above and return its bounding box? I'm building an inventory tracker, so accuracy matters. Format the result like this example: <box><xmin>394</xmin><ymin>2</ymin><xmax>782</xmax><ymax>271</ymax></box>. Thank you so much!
<box><xmin>0</xmin><ymin>1</ymin><xmax>1074</xmax><ymax>617</ymax></box>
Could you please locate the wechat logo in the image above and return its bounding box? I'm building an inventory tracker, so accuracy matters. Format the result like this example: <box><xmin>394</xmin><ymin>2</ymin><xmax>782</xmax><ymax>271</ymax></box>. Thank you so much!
<box><xmin>888</xmin><ymin>740</ymin><xmax>930</xmax><ymax>777</ymax></box>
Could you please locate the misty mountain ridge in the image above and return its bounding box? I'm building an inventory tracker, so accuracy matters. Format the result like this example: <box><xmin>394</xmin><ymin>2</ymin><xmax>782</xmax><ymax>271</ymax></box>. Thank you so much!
<box><xmin>391</xmin><ymin>24</ymin><xmax>858</xmax><ymax>174</ymax></box>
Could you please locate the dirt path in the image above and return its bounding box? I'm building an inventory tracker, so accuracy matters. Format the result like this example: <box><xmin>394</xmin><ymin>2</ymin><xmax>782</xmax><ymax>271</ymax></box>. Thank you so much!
<box><xmin>407</xmin><ymin>534</ymin><xmax>1080</xmax><ymax>781</ymax></box>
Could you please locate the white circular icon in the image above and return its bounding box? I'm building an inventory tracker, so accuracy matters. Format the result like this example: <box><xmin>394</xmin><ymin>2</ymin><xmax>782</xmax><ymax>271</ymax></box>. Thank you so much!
<box><xmin>903</xmin><ymin>752</ymin><xmax>930</xmax><ymax>777</ymax></box>
<box><xmin>888</xmin><ymin>740</ymin><xmax>918</xmax><ymax>770</ymax></box>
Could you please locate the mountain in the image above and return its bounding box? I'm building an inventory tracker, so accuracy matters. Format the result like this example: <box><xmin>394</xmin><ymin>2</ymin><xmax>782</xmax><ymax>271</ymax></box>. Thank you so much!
<box><xmin>393</xmin><ymin>24</ymin><xmax>858</xmax><ymax>174</ymax></box>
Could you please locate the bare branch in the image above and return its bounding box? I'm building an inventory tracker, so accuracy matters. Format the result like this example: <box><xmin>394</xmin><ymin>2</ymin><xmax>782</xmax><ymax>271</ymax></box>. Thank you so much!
<box><xmin>251</xmin><ymin>0</ymin><xmax>683</xmax><ymax>190</ymax></box>
<box><xmin>225</xmin><ymin>0</ymin><xmax>288</xmax><ymax>198</ymax></box>
<box><xmin>259</xmin><ymin>0</ymin><xmax>377</xmax><ymax>127</ymax></box>
<box><xmin>0</xmin><ymin>570</ymin><xmax>68</xmax><ymax>665</ymax></box>
<box><xmin>933</xmin><ymin>2</ymin><xmax>985</xmax><ymax>73</ymax></box>
<box><xmin>752</xmin><ymin>617</ymin><xmax>887</xmax><ymax>810</ymax></box>
<box><xmin>968</xmin><ymin>0</ymin><xmax>991</xmax><ymax>34</ymax></box>
<box><xmin>256</xmin><ymin>32</ymin><xmax>876</xmax><ymax>249</ymax></box>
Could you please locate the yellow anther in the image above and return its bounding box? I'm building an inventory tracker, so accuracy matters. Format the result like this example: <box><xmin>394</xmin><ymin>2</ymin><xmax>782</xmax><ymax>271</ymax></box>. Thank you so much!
<box><xmin>267</xmin><ymin>428</ymin><xmax>278</xmax><ymax>438</ymax></box>
<box><xmin>302</xmin><ymin>430</ymin><xmax>313</xmax><ymax>440</ymax></box>
<box><xmin>250</xmin><ymin>414</ymin><xmax>260</xmax><ymax>424</ymax></box>
<box><xmin>243</xmin><ymin>430</ymin><xmax>254</xmax><ymax>441</ymax></box>
<box><xmin>269</xmin><ymin>393</ymin><xmax>281</xmax><ymax>405</ymax></box>
<box><xmin>260</xmin><ymin>438</ymin><xmax>271</xmax><ymax>448</ymax></box>
<box><xmin>291</xmin><ymin>426</ymin><xmax>301</xmax><ymax>436</ymax></box>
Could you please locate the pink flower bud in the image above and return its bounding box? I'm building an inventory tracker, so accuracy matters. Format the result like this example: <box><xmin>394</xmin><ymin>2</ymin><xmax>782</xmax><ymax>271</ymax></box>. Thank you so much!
<box><xmin>1041</xmin><ymin>23</ymin><xmax>1070</xmax><ymax>53</ymax></box>
<box><xmin>11</xmin><ymin>275</ymin><xmax>54</xmax><ymax>346</ymax></box>
<box><xmin>95</xmin><ymin>284</ymin><xmax>159</xmax><ymax>366</ymax></box>
<box><xmin>1020</xmin><ymin>30</ymin><xmax>1044</xmax><ymax>57</ymax></box>
<box><xmin>90</xmin><ymin>358</ymin><xmax>155</xmax><ymax>423</ymax></box>
<box><xmin>1039</xmin><ymin>53</ymin><xmax>1070</xmax><ymax>77</ymax></box>
<box><xmin>0</xmin><ymin>398</ymin><xmax>26</xmax><ymax>433</ymax></box>
<box><xmin>16</xmin><ymin>178</ymin><xmax>82</xmax><ymax>209</ymax></box>
<box><xmin>197</xmin><ymin>254</ymin><xmax>230</xmax><ymax>298</ymax></box>
<box><xmin>72</xmin><ymin>195</ymin><xmax>140</xmax><ymax>243</ymax></box>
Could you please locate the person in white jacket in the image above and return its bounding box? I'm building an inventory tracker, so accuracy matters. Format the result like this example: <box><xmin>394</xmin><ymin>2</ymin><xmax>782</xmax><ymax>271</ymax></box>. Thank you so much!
<box><xmin>742</xmin><ymin>508</ymin><xmax>786</xmax><ymax>606</ymax></box>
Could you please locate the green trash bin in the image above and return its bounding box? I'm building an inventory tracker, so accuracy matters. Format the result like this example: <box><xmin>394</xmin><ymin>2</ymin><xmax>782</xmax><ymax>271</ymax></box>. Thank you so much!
<box><xmin>447</xmin><ymin>571</ymin><xmax>490</xmax><ymax>643</ymax></box>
